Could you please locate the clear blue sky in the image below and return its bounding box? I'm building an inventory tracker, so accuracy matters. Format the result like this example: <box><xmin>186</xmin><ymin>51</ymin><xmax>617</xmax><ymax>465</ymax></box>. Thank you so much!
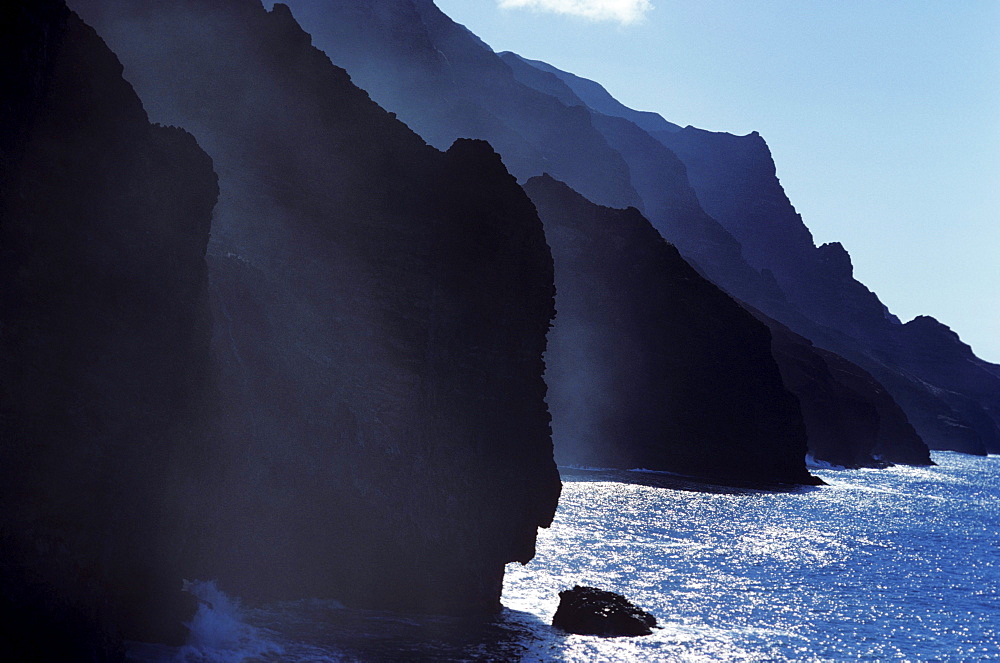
<box><xmin>433</xmin><ymin>0</ymin><xmax>1000</xmax><ymax>363</ymax></box>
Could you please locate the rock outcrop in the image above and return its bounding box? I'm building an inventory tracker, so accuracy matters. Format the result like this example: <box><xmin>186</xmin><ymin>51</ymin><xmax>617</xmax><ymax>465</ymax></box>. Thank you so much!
<box><xmin>6</xmin><ymin>0</ymin><xmax>560</xmax><ymax>649</ymax></box>
<box><xmin>552</xmin><ymin>586</ymin><xmax>658</xmax><ymax>637</ymax></box>
<box><xmin>525</xmin><ymin>176</ymin><xmax>819</xmax><ymax>485</ymax></box>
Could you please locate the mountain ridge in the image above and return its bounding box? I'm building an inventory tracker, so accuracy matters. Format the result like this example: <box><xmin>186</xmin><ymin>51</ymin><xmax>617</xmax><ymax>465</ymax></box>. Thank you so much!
<box><xmin>513</xmin><ymin>52</ymin><xmax>1000</xmax><ymax>454</ymax></box>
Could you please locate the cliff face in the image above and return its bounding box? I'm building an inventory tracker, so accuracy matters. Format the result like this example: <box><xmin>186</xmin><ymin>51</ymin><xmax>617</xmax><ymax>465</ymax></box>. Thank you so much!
<box><xmin>274</xmin><ymin>0</ymin><xmax>838</xmax><ymax>482</ymax></box>
<box><xmin>8</xmin><ymin>0</ymin><xmax>560</xmax><ymax>648</ymax></box>
<box><xmin>271</xmin><ymin>0</ymin><xmax>640</xmax><ymax>211</ymax></box>
<box><xmin>525</xmin><ymin>176</ymin><xmax>818</xmax><ymax>485</ymax></box>
<box><xmin>515</xmin><ymin>55</ymin><xmax>997</xmax><ymax>457</ymax></box>
<box><xmin>657</xmin><ymin>127</ymin><xmax>1000</xmax><ymax>454</ymax></box>
<box><xmin>747</xmin><ymin>309</ymin><xmax>931</xmax><ymax>468</ymax></box>
<box><xmin>501</xmin><ymin>52</ymin><xmax>784</xmax><ymax>310</ymax></box>
<box><xmin>1</xmin><ymin>0</ymin><xmax>216</xmax><ymax>655</ymax></box>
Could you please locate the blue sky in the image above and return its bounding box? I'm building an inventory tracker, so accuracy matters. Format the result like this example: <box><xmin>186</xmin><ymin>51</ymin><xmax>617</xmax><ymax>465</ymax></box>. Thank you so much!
<box><xmin>434</xmin><ymin>0</ymin><xmax>1000</xmax><ymax>363</ymax></box>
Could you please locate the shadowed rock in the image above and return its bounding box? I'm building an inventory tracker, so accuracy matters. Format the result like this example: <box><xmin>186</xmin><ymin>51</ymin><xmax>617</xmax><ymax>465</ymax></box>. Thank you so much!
<box><xmin>2</xmin><ymin>0</ymin><xmax>215</xmax><ymax>655</ymax></box>
<box><xmin>655</xmin><ymin>126</ymin><xmax>1000</xmax><ymax>454</ymax></box>
<box><xmin>747</xmin><ymin>308</ymin><xmax>932</xmax><ymax>467</ymax></box>
<box><xmin>525</xmin><ymin>175</ymin><xmax>820</xmax><ymax>486</ymax></box>
<box><xmin>509</xmin><ymin>54</ymin><xmax>999</xmax><ymax>458</ymax></box>
<box><xmin>6</xmin><ymin>0</ymin><xmax>560</xmax><ymax>650</ymax></box>
<box><xmin>275</xmin><ymin>0</ymin><xmax>640</xmax><ymax>211</ymax></box>
<box><xmin>69</xmin><ymin>0</ymin><xmax>560</xmax><ymax>618</ymax></box>
<box><xmin>552</xmin><ymin>586</ymin><xmax>658</xmax><ymax>637</ymax></box>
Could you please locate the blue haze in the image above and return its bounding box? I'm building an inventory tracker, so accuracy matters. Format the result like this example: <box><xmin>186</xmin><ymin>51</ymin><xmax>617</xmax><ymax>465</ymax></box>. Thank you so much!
<box><xmin>433</xmin><ymin>0</ymin><xmax>1000</xmax><ymax>364</ymax></box>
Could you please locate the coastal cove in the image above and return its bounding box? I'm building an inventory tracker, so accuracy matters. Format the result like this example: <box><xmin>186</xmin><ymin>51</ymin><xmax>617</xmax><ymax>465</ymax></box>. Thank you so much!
<box><xmin>130</xmin><ymin>452</ymin><xmax>1000</xmax><ymax>661</ymax></box>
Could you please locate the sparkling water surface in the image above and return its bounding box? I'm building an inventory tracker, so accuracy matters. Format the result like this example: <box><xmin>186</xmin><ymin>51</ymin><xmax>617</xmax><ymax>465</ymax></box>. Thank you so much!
<box><xmin>132</xmin><ymin>452</ymin><xmax>1000</xmax><ymax>661</ymax></box>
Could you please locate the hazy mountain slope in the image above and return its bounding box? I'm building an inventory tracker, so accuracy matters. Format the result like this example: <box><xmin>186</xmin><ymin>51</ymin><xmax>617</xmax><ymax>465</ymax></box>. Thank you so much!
<box><xmin>660</xmin><ymin>126</ymin><xmax>1000</xmax><ymax>454</ymax></box>
<box><xmin>518</xmin><ymin>55</ymin><xmax>1000</xmax><ymax>455</ymax></box>
<box><xmin>502</xmin><ymin>50</ymin><xmax>936</xmax><ymax>465</ymax></box>
<box><xmin>43</xmin><ymin>0</ymin><xmax>558</xmax><ymax>636</ymax></box>
<box><xmin>525</xmin><ymin>175</ymin><xmax>819</xmax><ymax>485</ymax></box>
<box><xmin>280</xmin><ymin>0</ymin><xmax>940</xmax><ymax>467</ymax></box>
<box><xmin>269</xmin><ymin>0</ymin><xmax>640</xmax><ymax>211</ymax></box>
<box><xmin>504</xmin><ymin>52</ymin><xmax>682</xmax><ymax>136</ymax></box>
<box><xmin>746</xmin><ymin>309</ymin><xmax>932</xmax><ymax>467</ymax></box>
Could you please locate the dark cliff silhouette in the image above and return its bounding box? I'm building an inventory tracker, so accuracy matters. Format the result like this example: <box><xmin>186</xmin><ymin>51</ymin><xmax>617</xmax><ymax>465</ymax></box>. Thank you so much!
<box><xmin>271</xmin><ymin>0</ymin><xmax>640</xmax><ymax>211</ymax></box>
<box><xmin>525</xmin><ymin>176</ymin><xmax>819</xmax><ymax>485</ymax></box>
<box><xmin>507</xmin><ymin>53</ymin><xmax>999</xmax><ymax>457</ymax></box>
<box><xmin>2</xmin><ymin>0</ymin><xmax>216</xmax><ymax>656</ymax></box>
<box><xmin>745</xmin><ymin>308</ymin><xmax>931</xmax><ymax>467</ymax></box>
<box><xmin>657</xmin><ymin>127</ymin><xmax>1000</xmax><ymax>454</ymax></box>
<box><xmin>5</xmin><ymin>0</ymin><xmax>559</xmax><ymax>653</ymax></box>
<box><xmin>279</xmin><ymin>0</ymin><xmax>937</xmax><ymax>470</ymax></box>
<box><xmin>500</xmin><ymin>52</ymin><xmax>781</xmax><ymax>309</ymax></box>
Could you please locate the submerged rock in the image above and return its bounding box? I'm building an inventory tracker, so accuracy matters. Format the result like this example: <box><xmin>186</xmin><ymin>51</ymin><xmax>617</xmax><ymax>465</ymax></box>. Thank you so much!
<box><xmin>552</xmin><ymin>586</ymin><xmax>658</xmax><ymax>637</ymax></box>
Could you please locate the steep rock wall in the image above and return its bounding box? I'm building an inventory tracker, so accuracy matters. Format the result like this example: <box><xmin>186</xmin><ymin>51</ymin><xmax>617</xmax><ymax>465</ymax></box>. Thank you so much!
<box><xmin>7</xmin><ymin>0</ymin><xmax>560</xmax><ymax>650</ymax></box>
<box><xmin>515</xmin><ymin>54</ymin><xmax>994</xmax><ymax>457</ymax></box>
<box><xmin>658</xmin><ymin>126</ymin><xmax>1000</xmax><ymax>454</ymax></box>
<box><xmin>273</xmin><ymin>0</ymin><xmax>641</xmax><ymax>211</ymax></box>
<box><xmin>69</xmin><ymin>0</ymin><xmax>559</xmax><ymax>616</ymax></box>
<box><xmin>525</xmin><ymin>175</ymin><xmax>818</xmax><ymax>485</ymax></box>
<box><xmin>747</xmin><ymin>309</ymin><xmax>932</xmax><ymax>467</ymax></box>
<box><xmin>1</xmin><ymin>0</ymin><xmax>216</xmax><ymax>655</ymax></box>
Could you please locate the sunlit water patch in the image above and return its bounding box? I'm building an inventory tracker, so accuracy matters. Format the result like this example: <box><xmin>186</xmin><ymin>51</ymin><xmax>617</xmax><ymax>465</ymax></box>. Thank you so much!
<box><xmin>504</xmin><ymin>452</ymin><xmax>1000</xmax><ymax>661</ymax></box>
<box><xmin>129</xmin><ymin>452</ymin><xmax>1000</xmax><ymax>661</ymax></box>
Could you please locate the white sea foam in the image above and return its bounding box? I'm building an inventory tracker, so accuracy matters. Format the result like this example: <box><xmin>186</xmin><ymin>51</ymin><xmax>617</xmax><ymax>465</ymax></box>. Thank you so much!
<box><xmin>133</xmin><ymin>451</ymin><xmax>1000</xmax><ymax>660</ymax></box>
<box><xmin>173</xmin><ymin>580</ymin><xmax>284</xmax><ymax>663</ymax></box>
<box><xmin>804</xmin><ymin>454</ymin><xmax>848</xmax><ymax>470</ymax></box>
<box><xmin>558</xmin><ymin>464</ymin><xmax>621</xmax><ymax>472</ymax></box>
<box><xmin>627</xmin><ymin>467</ymin><xmax>693</xmax><ymax>478</ymax></box>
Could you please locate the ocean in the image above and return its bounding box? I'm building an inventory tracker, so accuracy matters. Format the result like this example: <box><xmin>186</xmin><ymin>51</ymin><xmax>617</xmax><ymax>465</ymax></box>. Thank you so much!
<box><xmin>128</xmin><ymin>451</ymin><xmax>1000</xmax><ymax>661</ymax></box>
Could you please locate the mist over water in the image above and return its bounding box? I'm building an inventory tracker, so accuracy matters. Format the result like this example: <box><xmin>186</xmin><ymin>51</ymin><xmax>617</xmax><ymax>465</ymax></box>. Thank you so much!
<box><xmin>130</xmin><ymin>452</ymin><xmax>999</xmax><ymax>661</ymax></box>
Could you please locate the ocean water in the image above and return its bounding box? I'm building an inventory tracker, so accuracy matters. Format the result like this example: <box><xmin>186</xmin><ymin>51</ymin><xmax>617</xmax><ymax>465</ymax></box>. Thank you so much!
<box><xmin>129</xmin><ymin>451</ymin><xmax>1000</xmax><ymax>661</ymax></box>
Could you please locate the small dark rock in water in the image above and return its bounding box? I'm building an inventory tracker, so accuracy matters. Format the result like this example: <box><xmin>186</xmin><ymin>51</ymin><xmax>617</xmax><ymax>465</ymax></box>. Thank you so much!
<box><xmin>552</xmin><ymin>585</ymin><xmax>658</xmax><ymax>637</ymax></box>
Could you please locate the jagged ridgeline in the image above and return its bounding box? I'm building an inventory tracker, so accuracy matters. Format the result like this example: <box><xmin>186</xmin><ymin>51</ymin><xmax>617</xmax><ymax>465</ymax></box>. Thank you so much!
<box><xmin>512</xmin><ymin>57</ymin><xmax>1000</xmax><ymax>456</ymax></box>
<box><xmin>272</xmin><ymin>0</ymin><xmax>916</xmax><ymax>470</ymax></box>
<box><xmin>653</xmin><ymin>127</ymin><xmax>1000</xmax><ymax>455</ymax></box>
<box><xmin>3</xmin><ymin>0</ymin><xmax>558</xmax><ymax>655</ymax></box>
<box><xmin>280</xmin><ymin>0</ymin><xmax>1000</xmax><ymax>461</ymax></box>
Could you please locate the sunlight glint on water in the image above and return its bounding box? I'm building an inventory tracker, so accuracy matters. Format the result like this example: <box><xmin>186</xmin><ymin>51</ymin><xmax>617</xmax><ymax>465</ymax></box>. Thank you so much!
<box><xmin>129</xmin><ymin>452</ymin><xmax>1000</xmax><ymax>661</ymax></box>
<box><xmin>503</xmin><ymin>452</ymin><xmax>1000</xmax><ymax>661</ymax></box>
